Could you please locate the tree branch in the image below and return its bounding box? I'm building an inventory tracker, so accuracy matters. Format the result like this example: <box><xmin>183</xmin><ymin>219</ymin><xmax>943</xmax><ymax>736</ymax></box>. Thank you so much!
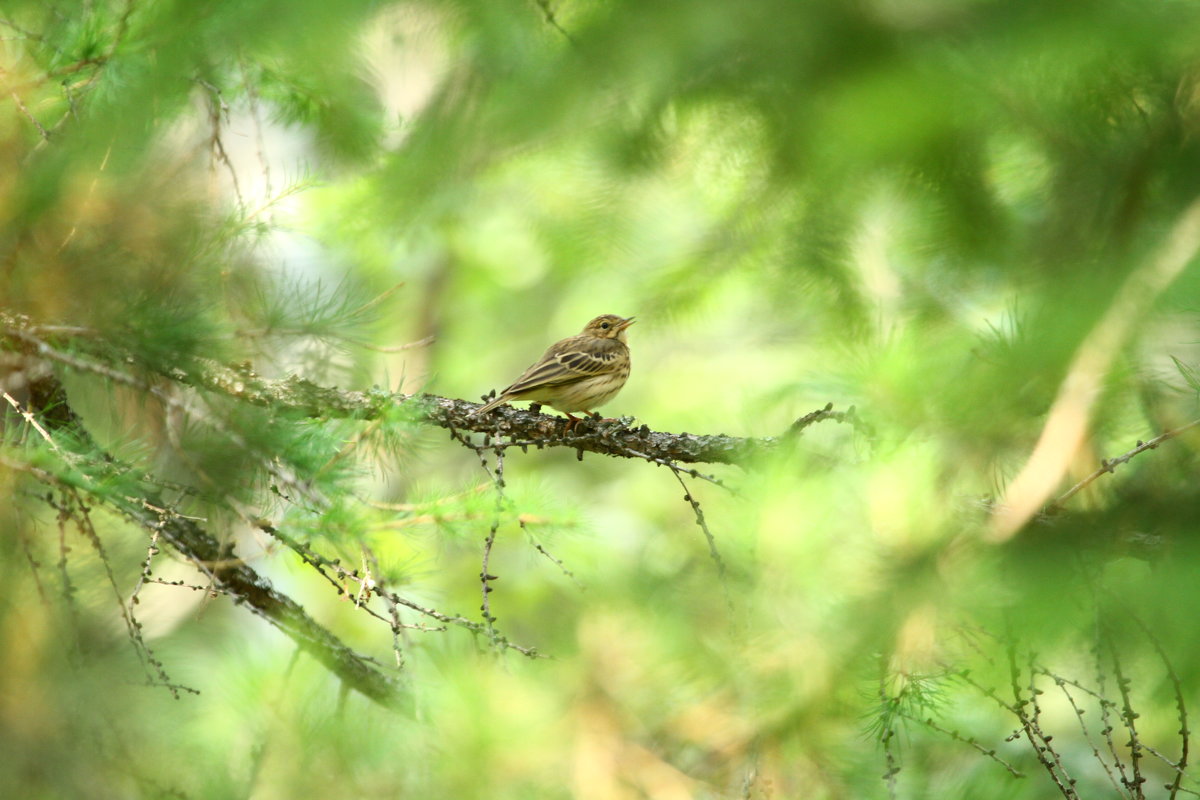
<box><xmin>1046</xmin><ymin>419</ymin><xmax>1200</xmax><ymax>513</ymax></box>
<box><xmin>130</xmin><ymin>494</ymin><xmax>408</xmax><ymax>710</ymax></box>
<box><xmin>1</xmin><ymin>316</ymin><xmax>856</xmax><ymax>466</ymax></box>
<box><xmin>3</xmin><ymin>365</ymin><xmax>408</xmax><ymax>710</ymax></box>
<box><xmin>181</xmin><ymin>359</ymin><xmax>816</xmax><ymax>465</ymax></box>
<box><xmin>179</xmin><ymin>367</ymin><xmax>860</xmax><ymax>466</ymax></box>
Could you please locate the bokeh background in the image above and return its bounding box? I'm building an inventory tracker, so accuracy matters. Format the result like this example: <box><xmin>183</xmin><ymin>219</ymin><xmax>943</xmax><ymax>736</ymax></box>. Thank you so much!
<box><xmin>5</xmin><ymin>0</ymin><xmax>1200</xmax><ymax>797</ymax></box>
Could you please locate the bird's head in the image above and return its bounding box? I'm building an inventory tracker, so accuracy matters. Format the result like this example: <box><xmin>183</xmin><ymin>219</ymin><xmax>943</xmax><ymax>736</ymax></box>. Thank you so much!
<box><xmin>582</xmin><ymin>314</ymin><xmax>635</xmax><ymax>342</ymax></box>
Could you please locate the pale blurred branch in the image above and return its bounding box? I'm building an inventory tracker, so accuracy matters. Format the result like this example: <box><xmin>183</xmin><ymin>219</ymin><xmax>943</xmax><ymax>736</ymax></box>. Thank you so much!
<box><xmin>9</xmin><ymin>90</ymin><xmax>50</xmax><ymax>140</ymax></box>
<box><xmin>992</xmin><ymin>194</ymin><xmax>1200</xmax><ymax>541</ymax></box>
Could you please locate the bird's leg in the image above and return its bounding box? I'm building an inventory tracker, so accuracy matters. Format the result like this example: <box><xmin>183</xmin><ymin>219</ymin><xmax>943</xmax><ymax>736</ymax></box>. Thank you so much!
<box><xmin>562</xmin><ymin>412</ymin><xmax>581</xmax><ymax>434</ymax></box>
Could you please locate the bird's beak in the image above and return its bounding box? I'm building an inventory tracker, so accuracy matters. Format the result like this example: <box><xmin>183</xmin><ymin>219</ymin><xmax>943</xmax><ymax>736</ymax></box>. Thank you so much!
<box><xmin>618</xmin><ymin>316</ymin><xmax>636</xmax><ymax>330</ymax></box>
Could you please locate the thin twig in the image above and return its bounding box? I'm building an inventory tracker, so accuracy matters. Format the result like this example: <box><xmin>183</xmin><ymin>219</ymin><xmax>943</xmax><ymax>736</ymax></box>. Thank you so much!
<box><xmin>10</xmin><ymin>91</ymin><xmax>50</xmax><ymax>139</ymax></box>
<box><xmin>361</xmin><ymin>334</ymin><xmax>437</xmax><ymax>353</ymax></box>
<box><xmin>480</xmin><ymin>447</ymin><xmax>503</xmax><ymax>639</ymax></box>
<box><xmin>532</xmin><ymin>0</ymin><xmax>576</xmax><ymax>44</ymax></box>
<box><xmin>1039</xmin><ymin>668</ymin><xmax>1125</xmax><ymax>796</ymax></box>
<box><xmin>1049</xmin><ymin>419</ymin><xmax>1200</xmax><ymax>512</ymax></box>
<box><xmin>1108</xmin><ymin>638</ymin><xmax>1146</xmax><ymax>799</ymax></box>
<box><xmin>361</xmin><ymin>545</ymin><xmax>406</xmax><ymax>669</ymax></box>
<box><xmin>878</xmin><ymin>668</ymin><xmax>901</xmax><ymax>798</ymax></box>
<box><xmin>898</xmin><ymin>709</ymin><xmax>1025</xmax><ymax>778</ymax></box>
<box><xmin>521</xmin><ymin>518</ymin><xmax>582</xmax><ymax>588</ymax></box>
<box><xmin>240</xmin><ymin>56</ymin><xmax>274</xmax><ymax>209</ymax></box>
<box><xmin>197</xmin><ymin>77</ymin><xmax>246</xmax><ymax>211</ymax></box>
<box><xmin>666</xmin><ymin>464</ymin><xmax>726</xmax><ymax>579</ymax></box>
<box><xmin>1006</xmin><ymin>640</ymin><xmax>1078</xmax><ymax>798</ymax></box>
<box><xmin>3</xmin><ymin>390</ymin><xmax>60</xmax><ymax>452</ymax></box>
<box><xmin>1131</xmin><ymin>616</ymin><xmax>1190</xmax><ymax>800</ymax></box>
<box><xmin>1094</xmin><ymin>628</ymin><xmax>1135</xmax><ymax>796</ymax></box>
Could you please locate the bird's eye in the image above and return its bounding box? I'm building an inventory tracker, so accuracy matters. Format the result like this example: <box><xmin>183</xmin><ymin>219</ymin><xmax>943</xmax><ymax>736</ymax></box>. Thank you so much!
<box><xmin>600</xmin><ymin>322</ymin><xmax>610</xmax><ymax>329</ymax></box>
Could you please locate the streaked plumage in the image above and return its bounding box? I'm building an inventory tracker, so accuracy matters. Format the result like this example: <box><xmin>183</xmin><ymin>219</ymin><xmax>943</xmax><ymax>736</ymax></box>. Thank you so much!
<box><xmin>471</xmin><ymin>314</ymin><xmax>635</xmax><ymax>419</ymax></box>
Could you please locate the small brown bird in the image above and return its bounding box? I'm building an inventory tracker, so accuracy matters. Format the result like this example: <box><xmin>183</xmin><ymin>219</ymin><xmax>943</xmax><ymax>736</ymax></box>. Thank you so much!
<box><xmin>471</xmin><ymin>314</ymin><xmax>635</xmax><ymax>422</ymax></box>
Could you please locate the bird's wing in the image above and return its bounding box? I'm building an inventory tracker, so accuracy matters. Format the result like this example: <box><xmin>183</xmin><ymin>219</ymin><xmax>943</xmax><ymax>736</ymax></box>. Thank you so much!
<box><xmin>504</xmin><ymin>337</ymin><xmax>623</xmax><ymax>395</ymax></box>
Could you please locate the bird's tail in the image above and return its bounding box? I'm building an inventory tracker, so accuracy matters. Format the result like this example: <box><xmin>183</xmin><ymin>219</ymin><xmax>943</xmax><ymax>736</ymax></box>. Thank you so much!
<box><xmin>469</xmin><ymin>394</ymin><xmax>507</xmax><ymax>416</ymax></box>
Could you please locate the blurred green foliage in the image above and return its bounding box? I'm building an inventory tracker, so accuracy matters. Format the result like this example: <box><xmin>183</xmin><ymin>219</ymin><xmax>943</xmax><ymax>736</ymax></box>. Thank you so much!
<box><xmin>4</xmin><ymin>0</ymin><xmax>1200</xmax><ymax>797</ymax></box>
